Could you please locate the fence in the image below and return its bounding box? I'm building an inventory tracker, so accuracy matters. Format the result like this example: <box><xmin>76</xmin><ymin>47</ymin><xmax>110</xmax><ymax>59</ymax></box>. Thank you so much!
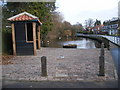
<box><xmin>76</xmin><ymin>33</ymin><xmax>120</xmax><ymax>47</ymax></box>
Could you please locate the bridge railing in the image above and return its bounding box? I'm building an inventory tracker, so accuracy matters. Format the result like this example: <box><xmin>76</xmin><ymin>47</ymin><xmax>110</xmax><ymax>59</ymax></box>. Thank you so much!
<box><xmin>76</xmin><ymin>33</ymin><xmax>120</xmax><ymax>46</ymax></box>
<box><xmin>100</xmin><ymin>35</ymin><xmax>120</xmax><ymax>46</ymax></box>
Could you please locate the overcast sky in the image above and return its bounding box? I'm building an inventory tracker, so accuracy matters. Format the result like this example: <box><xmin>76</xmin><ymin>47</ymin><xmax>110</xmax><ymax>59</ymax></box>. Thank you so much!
<box><xmin>55</xmin><ymin>0</ymin><xmax>119</xmax><ymax>25</ymax></box>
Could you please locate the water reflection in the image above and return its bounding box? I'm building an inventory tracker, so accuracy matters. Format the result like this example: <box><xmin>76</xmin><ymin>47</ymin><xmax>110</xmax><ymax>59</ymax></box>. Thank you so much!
<box><xmin>42</xmin><ymin>37</ymin><xmax>101</xmax><ymax>49</ymax></box>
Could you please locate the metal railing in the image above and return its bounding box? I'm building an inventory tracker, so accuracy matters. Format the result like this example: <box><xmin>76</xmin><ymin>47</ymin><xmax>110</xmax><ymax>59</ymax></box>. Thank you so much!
<box><xmin>76</xmin><ymin>33</ymin><xmax>120</xmax><ymax>46</ymax></box>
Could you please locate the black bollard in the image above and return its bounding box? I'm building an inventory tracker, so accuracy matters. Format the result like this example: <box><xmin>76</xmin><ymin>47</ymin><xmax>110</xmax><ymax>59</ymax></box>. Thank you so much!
<box><xmin>99</xmin><ymin>43</ymin><xmax>105</xmax><ymax>76</ymax></box>
<box><xmin>41</xmin><ymin>56</ymin><xmax>47</xmax><ymax>76</ymax></box>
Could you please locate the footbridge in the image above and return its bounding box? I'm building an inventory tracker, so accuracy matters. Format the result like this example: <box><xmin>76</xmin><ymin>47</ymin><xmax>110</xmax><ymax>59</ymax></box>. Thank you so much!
<box><xmin>76</xmin><ymin>33</ymin><xmax>120</xmax><ymax>47</ymax></box>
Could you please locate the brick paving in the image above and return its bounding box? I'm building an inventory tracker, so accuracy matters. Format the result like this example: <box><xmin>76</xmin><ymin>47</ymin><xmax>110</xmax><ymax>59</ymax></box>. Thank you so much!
<box><xmin>2</xmin><ymin>48</ymin><xmax>118</xmax><ymax>81</ymax></box>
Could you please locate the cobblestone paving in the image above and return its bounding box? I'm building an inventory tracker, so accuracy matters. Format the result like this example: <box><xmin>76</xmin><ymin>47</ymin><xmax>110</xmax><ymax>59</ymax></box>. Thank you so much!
<box><xmin>2</xmin><ymin>48</ymin><xmax>117</xmax><ymax>81</ymax></box>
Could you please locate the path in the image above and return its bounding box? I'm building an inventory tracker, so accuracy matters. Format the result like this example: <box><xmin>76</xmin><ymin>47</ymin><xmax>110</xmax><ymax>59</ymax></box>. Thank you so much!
<box><xmin>2</xmin><ymin>48</ymin><xmax>117</xmax><ymax>81</ymax></box>
<box><xmin>2</xmin><ymin>80</ymin><xmax>118</xmax><ymax>88</ymax></box>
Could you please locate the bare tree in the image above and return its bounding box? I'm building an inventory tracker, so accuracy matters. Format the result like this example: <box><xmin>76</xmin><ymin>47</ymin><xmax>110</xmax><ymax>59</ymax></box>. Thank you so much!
<box><xmin>84</xmin><ymin>18</ymin><xmax>94</xmax><ymax>28</ymax></box>
<box><xmin>46</xmin><ymin>12</ymin><xmax>64</xmax><ymax>39</ymax></box>
<box><xmin>52</xmin><ymin>12</ymin><xmax>64</xmax><ymax>23</ymax></box>
<box><xmin>72</xmin><ymin>22</ymin><xmax>83</xmax><ymax>33</ymax></box>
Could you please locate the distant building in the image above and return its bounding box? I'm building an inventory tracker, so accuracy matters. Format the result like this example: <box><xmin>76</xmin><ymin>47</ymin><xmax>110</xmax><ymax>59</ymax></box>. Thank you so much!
<box><xmin>86</xmin><ymin>27</ymin><xmax>93</xmax><ymax>32</ymax></box>
<box><xmin>102</xmin><ymin>18</ymin><xmax>118</xmax><ymax>35</ymax></box>
<box><xmin>92</xmin><ymin>25</ymin><xmax>104</xmax><ymax>34</ymax></box>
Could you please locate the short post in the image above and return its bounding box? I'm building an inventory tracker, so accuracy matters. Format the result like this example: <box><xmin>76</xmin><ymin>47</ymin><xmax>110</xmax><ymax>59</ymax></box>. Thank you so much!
<box><xmin>41</xmin><ymin>56</ymin><xmax>47</xmax><ymax>76</ymax></box>
<box><xmin>99</xmin><ymin>43</ymin><xmax>105</xmax><ymax>76</ymax></box>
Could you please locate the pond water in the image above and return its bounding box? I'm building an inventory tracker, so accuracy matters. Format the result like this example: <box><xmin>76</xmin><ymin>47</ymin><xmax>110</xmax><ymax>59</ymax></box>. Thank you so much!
<box><xmin>41</xmin><ymin>37</ymin><xmax>101</xmax><ymax>49</ymax></box>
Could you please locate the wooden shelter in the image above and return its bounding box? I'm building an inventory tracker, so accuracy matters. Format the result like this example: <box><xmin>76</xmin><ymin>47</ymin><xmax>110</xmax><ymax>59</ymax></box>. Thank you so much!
<box><xmin>8</xmin><ymin>12</ymin><xmax>42</xmax><ymax>55</ymax></box>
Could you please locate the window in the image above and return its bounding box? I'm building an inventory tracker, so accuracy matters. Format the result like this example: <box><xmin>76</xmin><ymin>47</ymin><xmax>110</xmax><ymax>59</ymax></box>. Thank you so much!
<box><xmin>25</xmin><ymin>23</ymin><xmax>33</xmax><ymax>42</ymax></box>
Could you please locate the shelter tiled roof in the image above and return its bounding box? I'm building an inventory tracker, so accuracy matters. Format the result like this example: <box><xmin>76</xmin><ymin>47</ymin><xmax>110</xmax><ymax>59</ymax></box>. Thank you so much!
<box><xmin>8</xmin><ymin>12</ymin><xmax>42</xmax><ymax>25</ymax></box>
<box><xmin>10</xmin><ymin>14</ymin><xmax>35</xmax><ymax>21</ymax></box>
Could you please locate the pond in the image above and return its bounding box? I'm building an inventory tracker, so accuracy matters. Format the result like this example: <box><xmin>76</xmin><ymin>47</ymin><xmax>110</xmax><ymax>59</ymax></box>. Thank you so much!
<box><xmin>41</xmin><ymin>37</ymin><xmax>101</xmax><ymax>49</ymax></box>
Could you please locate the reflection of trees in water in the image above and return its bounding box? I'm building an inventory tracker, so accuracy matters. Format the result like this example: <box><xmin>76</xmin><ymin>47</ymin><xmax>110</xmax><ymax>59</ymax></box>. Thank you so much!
<box><xmin>85</xmin><ymin>38</ymin><xmax>109</xmax><ymax>49</ymax></box>
<box><xmin>42</xmin><ymin>37</ymin><xmax>103</xmax><ymax>48</ymax></box>
<box><xmin>84</xmin><ymin>37</ymin><xmax>102</xmax><ymax>48</ymax></box>
<box><xmin>85</xmin><ymin>38</ymin><xmax>89</xmax><ymax>40</ymax></box>
<box><xmin>102</xmin><ymin>38</ymin><xmax>109</xmax><ymax>48</ymax></box>
<box><xmin>94</xmin><ymin>40</ymin><xmax>101</xmax><ymax>48</ymax></box>
<box><xmin>85</xmin><ymin>38</ymin><xmax>96</xmax><ymax>48</ymax></box>
<box><xmin>88</xmin><ymin>40</ymin><xmax>95</xmax><ymax>48</ymax></box>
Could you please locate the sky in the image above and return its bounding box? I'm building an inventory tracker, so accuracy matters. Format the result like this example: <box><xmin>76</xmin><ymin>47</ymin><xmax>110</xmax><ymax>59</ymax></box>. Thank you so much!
<box><xmin>55</xmin><ymin>0</ymin><xmax>119</xmax><ymax>25</ymax></box>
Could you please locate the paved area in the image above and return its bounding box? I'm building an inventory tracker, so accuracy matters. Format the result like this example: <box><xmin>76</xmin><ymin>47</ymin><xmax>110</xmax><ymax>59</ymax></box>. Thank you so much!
<box><xmin>2</xmin><ymin>80</ymin><xmax>118</xmax><ymax>88</ymax></box>
<box><xmin>2</xmin><ymin>48</ymin><xmax>117</xmax><ymax>81</ymax></box>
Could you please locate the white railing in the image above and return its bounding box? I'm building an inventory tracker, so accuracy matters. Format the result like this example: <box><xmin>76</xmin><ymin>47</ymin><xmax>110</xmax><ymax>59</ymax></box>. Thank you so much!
<box><xmin>76</xmin><ymin>33</ymin><xmax>120</xmax><ymax>46</ymax></box>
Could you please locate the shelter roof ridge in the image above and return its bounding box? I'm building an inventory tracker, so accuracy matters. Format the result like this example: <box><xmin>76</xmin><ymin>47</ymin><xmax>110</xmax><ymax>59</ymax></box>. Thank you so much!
<box><xmin>8</xmin><ymin>12</ymin><xmax>38</xmax><ymax>21</ymax></box>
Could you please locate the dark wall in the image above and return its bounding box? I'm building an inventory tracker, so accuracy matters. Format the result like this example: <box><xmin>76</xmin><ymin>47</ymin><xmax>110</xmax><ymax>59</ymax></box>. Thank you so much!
<box><xmin>14</xmin><ymin>22</ymin><xmax>34</xmax><ymax>55</ymax></box>
<box><xmin>2</xmin><ymin>31</ymin><xmax>13</xmax><ymax>55</ymax></box>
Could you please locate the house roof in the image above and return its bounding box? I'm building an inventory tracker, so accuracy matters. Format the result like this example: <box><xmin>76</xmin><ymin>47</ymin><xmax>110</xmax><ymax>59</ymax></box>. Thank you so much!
<box><xmin>93</xmin><ymin>25</ymin><xmax>104</xmax><ymax>29</ymax></box>
<box><xmin>8</xmin><ymin>12</ymin><xmax>42</xmax><ymax>25</ymax></box>
<box><xmin>86</xmin><ymin>27</ymin><xmax>94</xmax><ymax>29</ymax></box>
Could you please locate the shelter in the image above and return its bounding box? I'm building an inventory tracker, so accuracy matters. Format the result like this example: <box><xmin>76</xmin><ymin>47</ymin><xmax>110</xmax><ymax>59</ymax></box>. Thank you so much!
<box><xmin>8</xmin><ymin>12</ymin><xmax>42</xmax><ymax>55</ymax></box>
